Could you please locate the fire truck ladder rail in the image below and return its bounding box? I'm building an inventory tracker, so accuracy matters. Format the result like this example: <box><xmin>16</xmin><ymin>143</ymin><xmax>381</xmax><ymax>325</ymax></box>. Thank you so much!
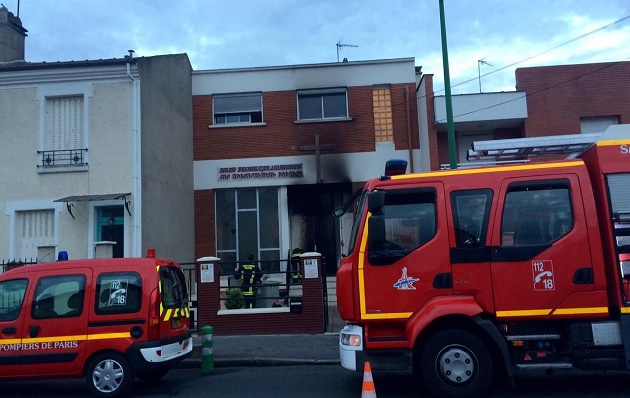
<box><xmin>467</xmin><ymin>133</ymin><xmax>600</xmax><ymax>162</ymax></box>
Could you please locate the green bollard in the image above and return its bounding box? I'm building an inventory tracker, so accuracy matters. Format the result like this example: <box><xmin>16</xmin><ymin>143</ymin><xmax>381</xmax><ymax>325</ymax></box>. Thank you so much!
<box><xmin>201</xmin><ymin>325</ymin><xmax>214</xmax><ymax>375</ymax></box>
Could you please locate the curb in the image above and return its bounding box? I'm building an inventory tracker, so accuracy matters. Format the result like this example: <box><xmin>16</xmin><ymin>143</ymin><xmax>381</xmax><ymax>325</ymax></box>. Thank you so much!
<box><xmin>178</xmin><ymin>358</ymin><xmax>341</xmax><ymax>369</ymax></box>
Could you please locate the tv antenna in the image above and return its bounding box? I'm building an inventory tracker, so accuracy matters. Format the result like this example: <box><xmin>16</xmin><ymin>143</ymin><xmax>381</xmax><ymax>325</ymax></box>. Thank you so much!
<box><xmin>477</xmin><ymin>58</ymin><xmax>492</xmax><ymax>92</ymax></box>
<box><xmin>337</xmin><ymin>41</ymin><xmax>358</xmax><ymax>62</ymax></box>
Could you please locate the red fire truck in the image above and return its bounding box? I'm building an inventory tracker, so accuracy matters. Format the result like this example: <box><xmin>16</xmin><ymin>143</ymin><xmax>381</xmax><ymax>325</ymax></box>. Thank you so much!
<box><xmin>336</xmin><ymin>126</ymin><xmax>630</xmax><ymax>398</ymax></box>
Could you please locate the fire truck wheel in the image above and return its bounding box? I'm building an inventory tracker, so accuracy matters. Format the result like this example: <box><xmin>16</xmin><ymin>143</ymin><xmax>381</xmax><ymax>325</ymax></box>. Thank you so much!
<box><xmin>86</xmin><ymin>352</ymin><xmax>135</xmax><ymax>398</ymax></box>
<box><xmin>420</xmin><ymin>329</ymin><xmax>493</xmax><ymax>398</ymax></box>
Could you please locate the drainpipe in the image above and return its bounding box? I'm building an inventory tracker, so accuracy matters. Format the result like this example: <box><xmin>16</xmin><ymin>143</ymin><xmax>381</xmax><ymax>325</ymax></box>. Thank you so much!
<box><xmin>404</xmin><ymin>87</ymin><xmax>415</xmax><ymax>173</ymax></box>
<box><xmin>127</xmin><ymin>60</ymin><xmax>142</xmax><ymax>257</ymax></box>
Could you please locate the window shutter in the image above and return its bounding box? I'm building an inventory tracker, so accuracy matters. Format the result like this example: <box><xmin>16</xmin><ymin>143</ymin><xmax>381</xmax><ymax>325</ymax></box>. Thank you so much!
<box><xmin>46</xmin><ymin>96</ymin><xmax>83</xmax><ymax>150</ymax></box>
<box><xmin>16</xmin><ymin>210</ymin><xmax>55</xmax><ymax>259</ymax></box>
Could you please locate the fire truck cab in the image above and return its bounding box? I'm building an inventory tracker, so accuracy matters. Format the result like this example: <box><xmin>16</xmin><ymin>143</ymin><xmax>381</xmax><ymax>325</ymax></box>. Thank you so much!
<box><xmin>0</xmin><ymin>249</ymin><xmax>192</xmax><ymax>397</ymax></box>
<box><xmin>337</xmin><ymin>125</ymin><xmax>630</xmax><ymax>398</ymax></box>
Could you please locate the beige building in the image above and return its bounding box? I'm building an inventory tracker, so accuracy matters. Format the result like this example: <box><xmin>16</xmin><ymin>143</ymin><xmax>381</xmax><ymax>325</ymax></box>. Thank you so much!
<box><xmin>0</xmin><ymin>6</ymin><xmax>195</xmax><ymax>263</ymax></box>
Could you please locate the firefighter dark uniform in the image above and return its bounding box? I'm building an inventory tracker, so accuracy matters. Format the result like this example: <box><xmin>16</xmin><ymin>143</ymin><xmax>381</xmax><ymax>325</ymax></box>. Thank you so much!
<box><xmin>236</xmin><ymin>258</ymin><xmax>262</xmax><ymax>309</ymax></box>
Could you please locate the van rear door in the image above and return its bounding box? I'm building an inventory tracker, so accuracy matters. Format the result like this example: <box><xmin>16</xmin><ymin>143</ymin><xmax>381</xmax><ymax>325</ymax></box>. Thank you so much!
<box><xmin>20</xmin><ymin>268</ymin><xmax>90</xmax><ymax>377</ymax></box>
<box><xmin>158</xmin><ymin>265</ymin><xmax>189</xmax><ymax>336</ymax></box>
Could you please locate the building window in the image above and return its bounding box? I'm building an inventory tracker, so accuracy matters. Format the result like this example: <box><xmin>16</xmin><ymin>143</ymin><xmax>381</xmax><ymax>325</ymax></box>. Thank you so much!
<box><xmin>580</xmin><ymin>116</ymin><xmax>619</xmax><ymax>134</ymax></box>
<box><xmin>215</xmin><ymin>188</ymin><xmax>280</xmax><ymax>275</ymax></box>
<box><xmin>15</xmin><ymin>209</ymin><xmax>55</xmax><ymax>261</ymax></box>
<box><xmin>213</xmin><ymin>93</ymin><xmax>262</xmax><ymax>125</ymax></box>
<box><xmin>373</xmin><ymin>87</ymin><xmax>393</xmax><ymax>142</ymax></box>
<box><xmin>297</xmin><ymin>88</ymin><xmax>348</xmax><ymax>120</ymax></box>
<box><xmin>38</xmin><ymin>96</ymin><xmax>87</xmax><ymax>168</ymax></box>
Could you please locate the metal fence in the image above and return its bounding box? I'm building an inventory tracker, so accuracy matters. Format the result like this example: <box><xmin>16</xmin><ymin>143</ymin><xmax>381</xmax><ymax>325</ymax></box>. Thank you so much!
<box><xmin>0</xmin><ymin>258</ymin><xmax>38</xmax><ymax>273</ymax></box>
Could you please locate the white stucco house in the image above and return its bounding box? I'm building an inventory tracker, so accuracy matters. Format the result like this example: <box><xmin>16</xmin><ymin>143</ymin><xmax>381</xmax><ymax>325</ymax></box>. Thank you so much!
<box><xmin>0</xmin><ymin>6</ymin><xmax>194</xmax><ymax>264</ymax></box>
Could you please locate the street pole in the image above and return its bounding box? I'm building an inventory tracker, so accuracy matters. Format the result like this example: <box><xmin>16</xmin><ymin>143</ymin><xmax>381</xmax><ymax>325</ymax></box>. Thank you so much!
<box><xmin>439</xmin><ymin>0</ymin><xmax>458</xmax><ymax>169</ymax></box>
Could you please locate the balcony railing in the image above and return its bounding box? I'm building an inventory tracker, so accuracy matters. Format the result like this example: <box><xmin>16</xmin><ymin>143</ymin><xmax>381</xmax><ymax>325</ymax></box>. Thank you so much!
<box><xmin>37</xmin><ymin>148</ymin><xmax>88</xmax><ymax>168</ymax></box>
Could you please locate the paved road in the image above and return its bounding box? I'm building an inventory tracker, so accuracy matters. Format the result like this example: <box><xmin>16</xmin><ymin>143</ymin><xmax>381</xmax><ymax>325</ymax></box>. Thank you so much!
<box><xmin>5</xmin><ymin>365</ymin><xmax>630</xmax><ymax>398</ymax></box>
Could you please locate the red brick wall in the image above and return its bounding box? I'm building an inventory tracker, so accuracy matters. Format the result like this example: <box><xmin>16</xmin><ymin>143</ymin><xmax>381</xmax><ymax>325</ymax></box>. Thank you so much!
<box><xmin>194</xmin><ymin>190</ymin><xmax>215</xmax><ymax>260</ymax></box>
<box><xmin>195</xmin><ymin>254</ymin><xmax>325</xmax><ymax>335</ymax></box>
<box><xmin>516</xmin><ymin>61</ymin><xmax>630</xmax><ymax>136</ymax></box>
<box><xmin>193</xmin><ymin>83</ymin><xmax>419</xmax><ymax>162</ymax></box>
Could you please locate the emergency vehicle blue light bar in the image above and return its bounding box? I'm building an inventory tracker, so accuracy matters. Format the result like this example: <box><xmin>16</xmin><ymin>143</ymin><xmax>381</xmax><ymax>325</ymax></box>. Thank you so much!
<box><xmin>384</xmin><ymin>159</ymin><xmax>407</xmax><ymax>176</ymax></box>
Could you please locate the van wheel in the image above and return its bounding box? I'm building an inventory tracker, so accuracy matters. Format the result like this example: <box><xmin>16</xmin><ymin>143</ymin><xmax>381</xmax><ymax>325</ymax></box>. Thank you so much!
<box><xmin>420</xmin><ymin>329</ymin><xmax>492</xmax><ymax>398</ymax></box>
<box><xmin>86</xmin><ymin>352</ymin><xmax>134</xmax><ymax>397</ymax></box>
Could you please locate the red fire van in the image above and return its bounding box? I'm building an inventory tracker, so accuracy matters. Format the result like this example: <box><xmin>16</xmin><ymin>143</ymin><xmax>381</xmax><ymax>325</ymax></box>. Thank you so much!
<box><xmin>0</xmin><ymin>249</ymin><xmax>192</xmax><ymax>397</ymax></box>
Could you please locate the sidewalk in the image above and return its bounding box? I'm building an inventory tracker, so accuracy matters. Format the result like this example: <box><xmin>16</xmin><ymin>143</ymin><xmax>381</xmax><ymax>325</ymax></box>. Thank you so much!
<box><xmin>180</xmin><ymin>303</ymin><xmax>346</xmax><ymax>368</ymax></box>
<box><xmin>181</xmin><ymin>332</ymin><xmax>341</xmax><ymax>368</ymax></box>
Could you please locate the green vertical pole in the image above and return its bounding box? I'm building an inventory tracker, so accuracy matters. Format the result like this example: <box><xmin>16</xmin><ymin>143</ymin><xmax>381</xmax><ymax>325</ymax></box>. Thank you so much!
<box><xmin>201</xmin><ymin>325</ymin><xmax>214</xmax><ymax>374</ymax></box>
<box><xmin>439</xmin><ymin>0</ymin><xmax>458</xmax><ymax>170</ymax></box>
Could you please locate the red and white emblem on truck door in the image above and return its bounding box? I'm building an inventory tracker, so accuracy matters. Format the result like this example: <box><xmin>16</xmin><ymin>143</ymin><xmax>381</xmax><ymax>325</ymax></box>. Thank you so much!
<box><xmin>532</xmin><ymin>260</ymin><xmax>555</xmax><ymax>291</ymax></box>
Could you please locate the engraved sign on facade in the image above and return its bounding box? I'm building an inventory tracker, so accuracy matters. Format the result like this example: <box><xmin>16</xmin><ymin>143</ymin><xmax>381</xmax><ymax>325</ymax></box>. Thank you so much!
<box><xmin>218</xmin><ymin>163</ymin><xmax>304</xmax><ymax>181</ymax></box>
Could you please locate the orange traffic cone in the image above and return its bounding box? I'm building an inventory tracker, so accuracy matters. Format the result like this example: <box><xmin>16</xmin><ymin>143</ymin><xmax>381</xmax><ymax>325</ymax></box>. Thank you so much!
<box><xmin>361</xmin><ymin>361</ymin><xmax>377</xmax><ymax>398</ymax></box>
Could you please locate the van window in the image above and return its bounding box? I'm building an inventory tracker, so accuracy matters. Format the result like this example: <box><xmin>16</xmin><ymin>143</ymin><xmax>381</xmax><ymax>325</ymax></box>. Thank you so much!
<box><xmin>159</xmin><ymin>266</ymin><xmax>189</xmax><ymax>309</ymax></box>
<box><xmin>96</xmin><ymin>272</ymin><xmax>142</xmax><ymax>315</ymax></box>
<box><xmin>0</xmin><ymin>279</ymin><xmax>27</xmax><ymax>321</ymax></box>
<box><xmin>33</xmin><ymin>275</ymin><xmax>86</xmax><ymax>319</ymax></box>
<box><xmin>501</xmin><ymin>181</ymin><xmax>573</xmax><ymax>246</ymax></box>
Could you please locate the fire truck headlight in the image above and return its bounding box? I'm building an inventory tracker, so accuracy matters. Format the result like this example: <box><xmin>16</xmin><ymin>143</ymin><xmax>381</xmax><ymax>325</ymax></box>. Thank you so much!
<box><xmin>341</xmin><ymin>332</ymin><xmax>361</xmax><ymax>347</ymax></box>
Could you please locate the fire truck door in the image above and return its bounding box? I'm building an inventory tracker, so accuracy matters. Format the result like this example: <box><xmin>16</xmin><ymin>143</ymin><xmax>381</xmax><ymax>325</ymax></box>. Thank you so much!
<box><xmin>361</xmin><ymin>184</ymin><xmax>451</xmax><ymax>319</ymax></box>
<box><xmin>490</xmin><ymin>175</ymin><xmax>600</xmax><ymax>319</ymax></box>
<box><xmin>20</xmin><ymin>269</ymin><xmax>90</xmax><ymax>377</ymax></box>
<box><xmin>0</xmin><ymin>277</ymin><xmax>28</xmax><ymax>376</ymax></box>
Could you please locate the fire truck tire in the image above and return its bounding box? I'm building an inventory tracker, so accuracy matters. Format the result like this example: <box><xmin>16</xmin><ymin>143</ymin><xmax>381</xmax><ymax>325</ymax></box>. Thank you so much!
<box><xmin>420</xmin><ymin>329</ymin><xmax>493</xmax><ymax>398</ymax></box>
<box><xmin>85</xmin><ymin>352</ymin><xmax>135</xmax><ymax>398</ymax></box>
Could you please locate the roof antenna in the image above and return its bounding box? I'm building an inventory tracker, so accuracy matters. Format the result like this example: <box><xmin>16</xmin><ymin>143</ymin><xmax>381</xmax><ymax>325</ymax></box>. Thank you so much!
<box><xmin>477</xmin><ymin>58</ymin><xmax>492</xmax><ymax>93</ymax></box>
<box><xmin>336</xmin><ymin>40</ymin><xmax>358</xmax><ymax>62</ymax></box>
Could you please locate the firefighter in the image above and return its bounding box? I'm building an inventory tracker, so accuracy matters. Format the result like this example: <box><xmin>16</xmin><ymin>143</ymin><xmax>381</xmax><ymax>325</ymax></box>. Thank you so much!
<box><xmin>236</xmin><ymin>254</ymin><xmax>262</xmax><ymax>309</ymax></box>
<box><xmin>289</xmin><ymin>248</ymin><xmax>303</xmax><ymax>284</ymax></box>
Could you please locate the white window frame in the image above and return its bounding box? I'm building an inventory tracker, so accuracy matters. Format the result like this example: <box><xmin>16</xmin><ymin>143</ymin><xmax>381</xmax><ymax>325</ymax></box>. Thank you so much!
<box><xmin>37</xmin><ymin>82</ymin><xmax>92</xmax><ymax>173</ymax></box>
<box><xmin>6</xmin><ymin>200</ymin><xmax>63</xmax><ymax>261</ymax></box>
<box><xmin>211</xmin><ymin>92</ymin><xmax>264</xmax><ymax>127</ymax></box>
<box><xmin>296</xmin><ymin>87</ymin><xmax>350</xmax><ymax>122</ymax></box>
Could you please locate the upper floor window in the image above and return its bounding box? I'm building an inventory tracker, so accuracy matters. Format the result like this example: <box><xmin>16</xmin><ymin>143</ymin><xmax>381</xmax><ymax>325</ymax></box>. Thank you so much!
<box><xmin>213</xmin><ymin>93</ymin><xmax>262</xmax><ymax>125</ymax></box>
<box><xmin>38</xmin><ymin>95</ymin><xmax>87</xmax><ymax>168</ymax></box>
<box><xmin>47</xmin><ymin>96</ymin><xmax>84</xmax><ymax>150</ymax></box>
<box><xmin>297</xmin><ymin>88</ymin><xmax>348</xmax><ymax>121</ymax></box>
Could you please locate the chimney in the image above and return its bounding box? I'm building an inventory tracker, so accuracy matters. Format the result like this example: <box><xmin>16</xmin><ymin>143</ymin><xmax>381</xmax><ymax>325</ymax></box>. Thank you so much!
<box><xmin>0</xmin><ymin>5</ymin><xmax>28</xmax><ymax>64</ymax></box>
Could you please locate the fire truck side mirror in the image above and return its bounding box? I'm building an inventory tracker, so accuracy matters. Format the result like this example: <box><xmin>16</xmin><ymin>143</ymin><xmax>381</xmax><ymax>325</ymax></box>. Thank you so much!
<box><xmin>368</xmin><ymin>191</ymin><xmax>385</xmax><ymax>214</ymax></box>
<box><xmin>368</xmin><ymin>214</ymin><xmax>386</xmax><ymax>250</ymax></box>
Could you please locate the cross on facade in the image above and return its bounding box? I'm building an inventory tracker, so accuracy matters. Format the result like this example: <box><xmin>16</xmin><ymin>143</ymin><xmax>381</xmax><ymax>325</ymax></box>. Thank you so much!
<box><xmin>300</xmin><ymin>134</ymin><xmax>335</xmax><ymax>184</ymax></box>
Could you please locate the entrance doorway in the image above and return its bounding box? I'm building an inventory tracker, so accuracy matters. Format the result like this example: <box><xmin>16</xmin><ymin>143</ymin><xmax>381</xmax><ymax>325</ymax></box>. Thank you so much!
<box><xmin>96</xmin><ymin>206</ymin><xmax>124</xmax><ymax>258</ymax></box>
<box><xmin>288</xmin><ymin>183</ymin><xmax>349</xmax><ymax>276</ymax></box>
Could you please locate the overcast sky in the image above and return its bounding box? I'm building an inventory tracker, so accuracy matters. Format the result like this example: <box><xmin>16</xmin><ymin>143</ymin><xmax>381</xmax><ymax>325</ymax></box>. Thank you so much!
<box><xmin>8</xmin><ymin>0</ymin><xmax>630</xmax><ymax>94</ymax></box>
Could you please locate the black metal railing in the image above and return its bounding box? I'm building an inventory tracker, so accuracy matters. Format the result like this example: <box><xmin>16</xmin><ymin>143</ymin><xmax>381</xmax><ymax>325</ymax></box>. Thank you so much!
<box><xmin>1</xmin><ymin>258</ymin><xmax>38</xmax><ymax>273</ymax></box>
<box><xmin>37</xmin><ymin>148</ymin><xmax>88</xmax><ymax>168</ymax></box>
<box><xmin>220</xmin><ymin>259</ymin><xmax>303</xmax><ymax>311</ymax></box>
